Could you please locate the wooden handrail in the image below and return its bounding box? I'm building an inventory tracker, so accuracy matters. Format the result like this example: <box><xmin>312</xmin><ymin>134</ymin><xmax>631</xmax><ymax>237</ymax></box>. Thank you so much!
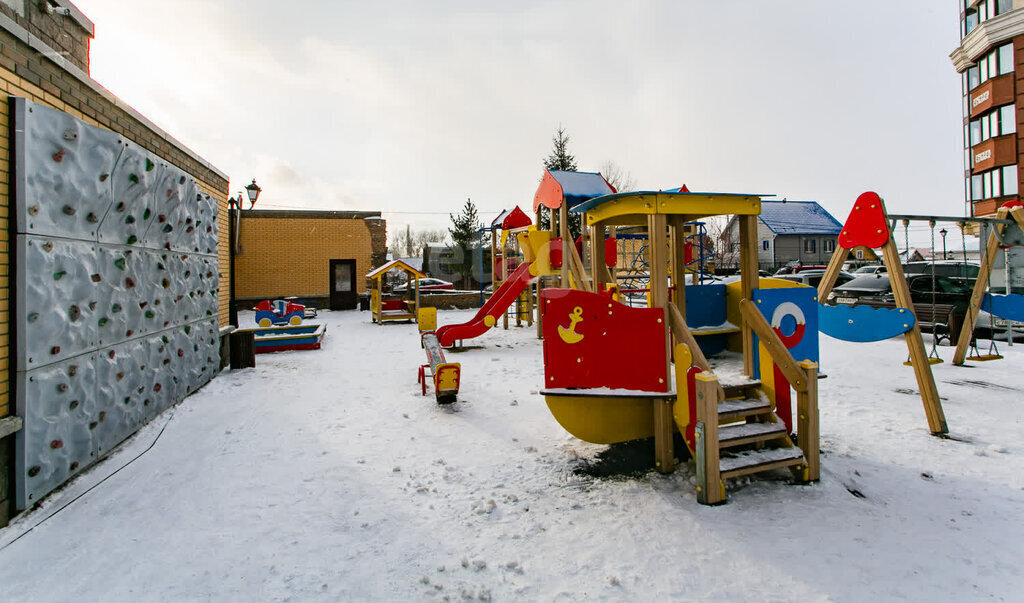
<box><xmin>668</xmin><ymin>304</ymin><xmax>711</xmax><ymax>372</ymax></box>
<box><xmin>738</xmin><ymin>298</ymin><xmax>809</xmax><ymax>392</ymax></box>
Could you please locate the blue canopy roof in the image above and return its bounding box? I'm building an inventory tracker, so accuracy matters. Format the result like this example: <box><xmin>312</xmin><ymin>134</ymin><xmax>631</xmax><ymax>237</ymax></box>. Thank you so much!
<box><xmin>548</xmin><ymin>170</ymin><xmax>615</xmax><ymax>207</ymax></box>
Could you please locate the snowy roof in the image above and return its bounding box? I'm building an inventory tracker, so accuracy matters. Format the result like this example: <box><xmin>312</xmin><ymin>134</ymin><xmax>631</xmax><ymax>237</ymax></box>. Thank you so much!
<box><xmin>549</xmin><ymin>170</ymin><xmax>614</xmax><ymax>202</ymax></box>
<box><xmin>365</xmin><ymin>259</ymin><xmax>425</xmax><ymax>279</ymax></box>
<box><xmin>758</xmin><ymin>200</ymin><xmax>842</xmax><ymax>235</ymax></box>
<box><xmin>397</xmin><ymin>257</ymin><xmax>423</xmax><ymax>271</ymax></box>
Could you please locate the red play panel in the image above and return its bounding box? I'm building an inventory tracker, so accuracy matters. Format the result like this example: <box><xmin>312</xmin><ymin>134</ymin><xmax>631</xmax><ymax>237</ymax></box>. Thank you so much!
<box><xmin>541</xmin><ymin>288</ymin><xmax>668</xmax><ymax>392</ymax></box>
<box><xmin>837</xmin><ymin>191</ymin><xmax>890</xmax><ymax>250</ymax></box>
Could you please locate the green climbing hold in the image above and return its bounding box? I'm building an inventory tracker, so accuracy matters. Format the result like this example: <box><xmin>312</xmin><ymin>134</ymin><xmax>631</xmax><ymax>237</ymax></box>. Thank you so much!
<box><xmin>53</xmin><ymin>270</ymin><xmax>66</xmax><ymax>280</ymax></box>
<box><xmin>145</xmin><ymin>310</ymin><xmax>155</xmax><ymax>319</ymax></box>
<box><xmin>161</xmin><ymin>335</ymin><xmax>169</xmax><ymax>344</ymax></box>
<box><xmin>127</xmin><ymin>235</ymin><xmax>138</xmax><ymax>244</ymax></box>
<box><xmin>98</xmin><ymin>317</ymin><xmax>108</xmax><ymax>327</ymax></box>
<box><xmin>143</xmin><ymin>208</ymin><xmax>151</xmax><ymax>220</ymax></box>
<box><xmin>129</xmin><ymin>173</ymin><xmax>139</xmax><ymax>184</ymax></box>
<box><xmin>146</xmin><ymin>158</ymin><xmax>155</xmax><ymax>171</ymax></box>
<box><xmin>162</xmin><ymin>224</ymin><xmax>173</xmax><ymax>233</ymax></box>
<box><xmin>184</xmin><ymin>325</ymin><xmax>191</xmax><ymax>334</ymax></box>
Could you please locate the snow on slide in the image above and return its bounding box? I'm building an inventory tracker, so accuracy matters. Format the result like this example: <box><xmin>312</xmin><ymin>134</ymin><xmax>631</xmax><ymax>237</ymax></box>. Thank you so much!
<box><xmin>435</xmin><ymin>262</ymin><xmax>536</xmax><ymax>347</ymax></box>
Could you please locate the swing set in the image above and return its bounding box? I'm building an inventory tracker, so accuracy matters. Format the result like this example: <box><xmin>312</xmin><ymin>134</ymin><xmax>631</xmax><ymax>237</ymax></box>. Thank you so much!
<box><xmin>818</xmin><ymin>194</ymin><xmax>1024</xmax><ymax>435</ymax></box>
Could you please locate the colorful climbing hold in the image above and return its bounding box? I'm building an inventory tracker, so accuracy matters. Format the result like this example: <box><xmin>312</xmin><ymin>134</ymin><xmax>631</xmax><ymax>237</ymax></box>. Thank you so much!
<box><xmin>126</xmin><ymin>235</ymin><xmax>138</xmax><ymax>244</ymax></box>
<box><xmin>50</xmin><ymin>345</ymin><xmax>60</xmax><ymax>355</ymax></box>
<box><xmin>129</xmin><ymin>173</ymin><xmax>139</xmax><ymax>184</ymax></box>
<box><xmin>125</xmin><ymin>277</ymin><xmax>136</xmax><ymax>288</ymax></box>
<box><xmin>99</xmin><ymin>173</ymin><xmax>109</xmax><ymax>182</ymax></box>
<box><xmin>145</xmin><ymin>158</ymin><xmax>155</xmax><ymax>171</ymax></box>
<box><xmin>52</xmin><ymin>149</ymin><xmax>65</xmax><ymax>162</ymax></box>
<box><xmin>53</xmin><ymin>270</ymin><xmax>66</xmax><ymax>280</ymax></box>
<box><xmin>114</xmin><ymin>258</ymin><xmax>126</xmax><ymax>270</ymax></box>
<box><xmin>62</xmin><ymin>205</ymin><xmax>76</xmax><ymax>215</ymax></box>
<box><xmin>98</xmin><ymin>317</ymin><xmax>108</xmax><ymax>327</ymax></box>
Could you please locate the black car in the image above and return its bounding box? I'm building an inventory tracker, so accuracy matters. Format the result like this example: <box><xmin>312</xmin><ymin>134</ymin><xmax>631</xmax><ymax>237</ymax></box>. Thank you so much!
<box><xmin>826</xmin><ymin>273</ymin><xmax>974</xmax><ymax>332</ymax></box>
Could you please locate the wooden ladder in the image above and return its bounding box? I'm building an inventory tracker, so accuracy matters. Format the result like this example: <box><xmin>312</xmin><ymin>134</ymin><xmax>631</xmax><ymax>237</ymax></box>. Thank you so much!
<box><xmin>695</xmin><ymin>372</ymin><xmax>818</xmax><ymax>505</ymax></box>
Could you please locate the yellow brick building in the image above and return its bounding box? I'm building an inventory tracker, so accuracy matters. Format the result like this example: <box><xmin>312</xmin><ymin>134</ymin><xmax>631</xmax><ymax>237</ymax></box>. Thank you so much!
<box><xmin>0</xmin><ymin>1</ymin><xmax>229</xmax><ymax>525</ymax></box>
<box><xmin>233</xmin><ymin>210</ymin><xmax>387</xmax><ymax>312</ymax></box>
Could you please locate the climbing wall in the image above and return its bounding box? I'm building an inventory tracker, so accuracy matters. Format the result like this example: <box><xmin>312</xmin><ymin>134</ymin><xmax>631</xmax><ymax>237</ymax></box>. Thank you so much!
<box><xmin>12</xmin><ymin>98</ymin><xmax>220</xmax><ymax>509</ymax></box>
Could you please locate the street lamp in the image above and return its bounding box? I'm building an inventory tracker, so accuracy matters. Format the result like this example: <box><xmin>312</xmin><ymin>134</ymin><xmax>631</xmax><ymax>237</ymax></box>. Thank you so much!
<box><xmin>245</xmin><ymin>179</ymin><xmax>262</xmax><ymax>209</ymax></box>
<box><xmin>939</xmin><ymin>228</ymin><xmax>948</xmax><ymax>259</ymax></box>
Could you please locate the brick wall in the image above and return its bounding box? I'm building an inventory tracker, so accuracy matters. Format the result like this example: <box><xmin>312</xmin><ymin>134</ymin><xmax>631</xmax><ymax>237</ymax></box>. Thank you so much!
<box><xmin>0</xmin><ymin>8</ymin><xmax>228</xmax><ymax>525</ymax></box>
<box><xmin>0</xmin><ymin>1</ymin><xmax>92</xmax><ymax>74</ymax></box>
<box><xmin>235</xmin><ymin>211</ymin><xmax>386</xmax><ymax>299</ymax></box>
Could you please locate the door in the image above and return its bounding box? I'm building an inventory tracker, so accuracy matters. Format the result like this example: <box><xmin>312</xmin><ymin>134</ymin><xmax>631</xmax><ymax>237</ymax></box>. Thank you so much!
<box><xmin>329</xmin><ymin>259</ymin><xmax>357</xmax><ymax>310</ymax></box>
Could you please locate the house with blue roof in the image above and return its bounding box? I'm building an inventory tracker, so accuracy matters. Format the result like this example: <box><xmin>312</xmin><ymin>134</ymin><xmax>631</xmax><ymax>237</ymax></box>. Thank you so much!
<box><xmin>720</xmin><ymin>200</ymin><xmax>843</xmax><ymax>270</ymax></box>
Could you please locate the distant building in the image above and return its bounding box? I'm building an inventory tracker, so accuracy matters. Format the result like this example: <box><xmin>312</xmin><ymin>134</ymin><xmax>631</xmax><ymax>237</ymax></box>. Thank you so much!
<box><xmin>233</xmin><ymin>210</ymin><xmax>387</xmax><ymax>311</ymax></box>
<box><xmin>720</xmin><ymin>200</ymin><xmax>842</xmax><ymax>270</ymax></box>
<box><xmin>950</xmin><ymin>1</ymin><xmax>1021</xmax><ymax>217</ymax></box>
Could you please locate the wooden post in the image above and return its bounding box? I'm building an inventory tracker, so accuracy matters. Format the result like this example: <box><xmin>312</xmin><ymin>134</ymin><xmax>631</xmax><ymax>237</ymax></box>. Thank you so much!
<box><xmin>653</xmin><ymin>398</ymin><xmax>674</xmax><ymax>473</ymax></box>
<box><xmin>695</xmin><ymin>371</ymin><xmax>723</xmax><ymax>505</ymax></box>
<box><xmin>738</xmin><ymin>214</ymin><xmax>759</xmax><ymax>377</ymax></box>
<box><xmin>559</xmin><ymin>203</ymin><xmax>569</xmax><ymax>288</ymax></box>
<box><xmin>648</xmin><ymin>214</ymin><xmax>671</xmax><ymax>382</ymax></box>
<box><xmin>669</xmin><ymin>216</ymin><xmax>688</xmax><ymax>330</ymax></box>
<box><xmin>817</xmin><ymin>246</ymin><xmax>851</xmax><ymax>301</ymax></box>
<box><xmin>953</xmin><ymin>208</ymin><xmax>1007</xmax><ymax>365</ymax></box>
<box><xmin>881</xmin><ymin>238</ymin><xmax>948</xmax><ymax>434</ymax></box>
<box><xmin>797</xmin><ymin>360</ymin><xmax>820</xmax><ymax>482</ymax></box>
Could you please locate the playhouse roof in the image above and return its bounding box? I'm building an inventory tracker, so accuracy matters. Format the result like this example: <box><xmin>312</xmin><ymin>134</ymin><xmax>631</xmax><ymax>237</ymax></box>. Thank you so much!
<box><xmin>758</xmin><ymin>200</ymin><xmax>842</xmax><ymax>235</ymax></box>
<box><xmin>533</xmin><ymin>170</ymin><xmax>616</xmax><ymax>211</ymax></box>
<box><xmin>365</xmin><ymin>259</ymin><xmax>425</xmax><ymax>280</ymax></box>
<box><xmin>489</xmin><ymin>205</ymin><xmax>532</xmax><ymax>230</ymax></box>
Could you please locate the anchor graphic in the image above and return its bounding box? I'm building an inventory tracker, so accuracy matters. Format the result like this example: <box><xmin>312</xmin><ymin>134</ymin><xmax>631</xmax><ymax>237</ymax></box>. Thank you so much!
<box><xmin>557</xmin><ymin>306</ymin><xmax>584</xmax><ymax>344</ymax></box>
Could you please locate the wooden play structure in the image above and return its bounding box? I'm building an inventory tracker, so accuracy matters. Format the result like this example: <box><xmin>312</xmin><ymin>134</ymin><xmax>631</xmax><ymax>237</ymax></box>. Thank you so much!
<box><xmin>816</xmin><ymin>192</ymin><xmax>948</xmax><ymax>435</ymax></box>
<box><xmin>530</xmin><ymin>184</ymin><xmax>821</xmax><ymax>505</ymax></box>
<box><xmin>488</xmin><ymin>206</ymin><xmax>535</xmax><ymax>329</ymax></box>
<box><xmin>952</xmin><ymin>200</ymin><xmax>1024</xmax><ymax>365</ymax></box>
<box><xmin>366</xmin><ymin>259</ymin><xmax>423</xmax><ymax>324</ymax></box>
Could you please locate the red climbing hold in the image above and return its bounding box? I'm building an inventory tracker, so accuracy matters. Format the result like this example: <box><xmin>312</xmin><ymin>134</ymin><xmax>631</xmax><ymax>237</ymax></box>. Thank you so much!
<box><xmin>837</xmin><ymin>191</ymin><xmax>891</xmax><ymax>250</ymax></box>
<box><xmin>52</xmin><ymin>149</ymin><xmax>65</xmax><ymax>162</ymax></box>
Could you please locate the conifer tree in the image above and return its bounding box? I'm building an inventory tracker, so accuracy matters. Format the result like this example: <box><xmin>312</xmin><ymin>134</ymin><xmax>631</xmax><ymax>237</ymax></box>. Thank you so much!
<box><xmin>540</xmin><ymin>126</ymin><xmax>582</xmax><ymax>238</ymax></box>
<box><xmin>448</xmin><ymin>198</ymin><xmax>481</xmax><ymax>288</ymax></box>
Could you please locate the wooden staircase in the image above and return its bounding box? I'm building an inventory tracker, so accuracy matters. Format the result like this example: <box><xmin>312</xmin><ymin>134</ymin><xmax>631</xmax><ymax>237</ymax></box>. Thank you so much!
<box><xmin>694</xmin><ymin>373</ymin><xmax>819</xmax><ymax>505</ymax></box>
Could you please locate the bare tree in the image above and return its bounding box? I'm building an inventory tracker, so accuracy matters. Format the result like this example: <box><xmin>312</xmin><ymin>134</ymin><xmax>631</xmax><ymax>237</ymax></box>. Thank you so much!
<box><xmin>702</xmin><ymin>215</ymin><xmax>738</xmax><ymax>272</ymax></box>
<box><xmin>599</xmin><ymin>160</ymin><xmax>636</xmax><ymax>193</ymax></box>
<box><xmin>388</xmin><ymin>226</ymin><xmax>447</xmax><ymax>258</ymax></box>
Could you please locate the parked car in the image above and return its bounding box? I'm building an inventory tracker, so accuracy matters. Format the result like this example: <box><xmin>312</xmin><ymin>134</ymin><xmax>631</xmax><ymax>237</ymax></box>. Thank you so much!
<box><xmin>773</xmin><ymin>264</ymin><xmax>827</xmax><ymax>275</ymax></box>
<box><xmin>825</xmin><ymin>273</ymin><xmax>974</xmax><ymax>332</ymax></box>
<box><xmin>393</xmin><ymin>277</ymin><xmax>454</xmax><ymax>293</ymax></box>
<box><xmin>903</xmin><ymin>261</ymin><xmax>980</xmax><ymax>278</ymax></box>
<box><xmin>773</xmin><ymin>270</ymin><xmax>855</xmax><ymax>288</ymax></box>
<box><xmin>853</xmin><ymin>265</ymin><xmax>886</xmax><ymax>275</ymax></box>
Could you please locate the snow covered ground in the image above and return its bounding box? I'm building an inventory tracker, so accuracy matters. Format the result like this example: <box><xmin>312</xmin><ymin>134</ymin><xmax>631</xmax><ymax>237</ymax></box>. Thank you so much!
<box><xmin>1</xmin><ymin>307</ymin><xmax>1022</xmax><ymax>601</ymax></box>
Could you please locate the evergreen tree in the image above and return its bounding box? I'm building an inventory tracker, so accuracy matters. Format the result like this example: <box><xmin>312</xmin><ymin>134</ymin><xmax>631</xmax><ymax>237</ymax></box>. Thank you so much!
<box><xmin>448</xmin><ymin>198</ymin><xmax>481</xmax><ymax>288</ymax></box>
<box><xmin>541</xmin><ymin>126</ymin><xmax>582</xmax><ymax>238</ymax></box>
<box><xmin>544</xmin><ymin>126</ymin><xmax>578</xmax><ymax>172</ymax></box>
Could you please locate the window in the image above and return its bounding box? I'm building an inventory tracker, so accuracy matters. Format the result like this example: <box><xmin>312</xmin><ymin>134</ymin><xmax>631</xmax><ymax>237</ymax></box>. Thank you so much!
<box><xmin>966</xmin><ymin>43</ymin><xmax>1013</xmax><ymax>90</ymax></box>
<box><xmin>762</xmin><ymin>240</ymin><xmax>769</xmax><ymax>251</ymax></box>
<box><xmin>804</xmin><ymin>239</ymin><xmax>816</xmax><ymax>253</ymax></box>
<box><xmin>1001</xmin><ymin>104</ymin><xmax>1016</xmax><ymax>135</ymax></box>
<box><xmin>969</xmin><ymin>103</ymin><xmax>1017</xmax><ymax>145</ymax></box>
<box><xmin>855</xmin><ymin>249</ymin><xmax>864</xmax><ymax>260</ymax></box>
<box><xmin>970</xmin><ymin>165</ymin><xmax>1019</xmax><ymax>201</ymax></box>
<box><xmin>823</xmin><ymin>239</ymin><xmax>835</xmax><ymax>253</ymax></box>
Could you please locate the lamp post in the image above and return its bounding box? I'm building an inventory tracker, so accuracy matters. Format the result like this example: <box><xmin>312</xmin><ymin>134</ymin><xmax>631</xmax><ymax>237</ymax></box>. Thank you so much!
<box><xmin>245</xmin><ymin>179</ymin><xmax>262</xmax><ymax>209</ymax></box>
<box><xmin>228</xmin><ymin>178</ymin><xmax>261</xmax><ymax>328</ymax></box>
<box><xmin>939</xmin><ymin>228</ymin><xmax>948</xmax><ymax>260</ymax></box>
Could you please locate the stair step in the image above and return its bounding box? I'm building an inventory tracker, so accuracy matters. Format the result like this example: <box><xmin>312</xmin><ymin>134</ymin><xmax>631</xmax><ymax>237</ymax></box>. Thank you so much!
<box><xmin>720</xmin><ymin>446</ymin><xmax>805</xmax><ymax>479</ymax></box>
<box><xmin>721</xmin><ymin>379</ymin><xmax>761</xmax><ymax>400</ymax></box>
<box><xmin>718</xmin><ymin>421</ymin><xmax>787</xmax><ymax>448</ymax></box>
<box><xmin>717</xmin><ymin>398</ymin><xmax>770</xmax><ymax>422</ymax></box>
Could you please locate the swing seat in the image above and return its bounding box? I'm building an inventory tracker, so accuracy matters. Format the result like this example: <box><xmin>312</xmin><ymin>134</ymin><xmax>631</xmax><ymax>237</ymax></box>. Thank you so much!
<box><xmin>966</xmin><ymin>353</ymin><xmax>1003</xmax><ymax>361</ymax></box>
<box><xmin>904</xmin><ymin>357</ymin><xmax>944</xmax><ymax>366</ymax></box>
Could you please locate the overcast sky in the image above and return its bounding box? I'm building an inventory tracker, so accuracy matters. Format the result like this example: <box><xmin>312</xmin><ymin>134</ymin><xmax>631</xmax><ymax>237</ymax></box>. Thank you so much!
<box><xmin>72</xmin><ymin>1</ymin><xmax>963</xmax><ymax>244</ymax></box>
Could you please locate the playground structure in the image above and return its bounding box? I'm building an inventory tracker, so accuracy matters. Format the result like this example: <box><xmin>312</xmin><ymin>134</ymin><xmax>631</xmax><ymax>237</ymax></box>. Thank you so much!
<box><xmin>238</xmin><ymin>323</ymin><xmax>327</xmax><ymax>354</ymax></box>
<box><xmin>417</xmin><ymin>307</ymin><xmax>462</xmax><ymax>403</ymax></box>
<box><xmin>817</xmin><ymin>193</ymin><xmax>1024</xmax><ymax>435</ymax></box>
<box><xmin>366</xmin><ymin>259</ymin><xmax>423</xmax><ymax>324</ymax></box>
<box><xmin>254</xmin><ymin>299</ymin><xmax>306</xmax><ymax>327</ymax></box>
<box><xmin>487</xmin><ymin>206</ymin><xmax>534</xmax><ymax>329</ymax></box>
<box><xmin>530</xmin><ymin>178</ymin><xmax>820</xmax><ymax>505</ymax></box>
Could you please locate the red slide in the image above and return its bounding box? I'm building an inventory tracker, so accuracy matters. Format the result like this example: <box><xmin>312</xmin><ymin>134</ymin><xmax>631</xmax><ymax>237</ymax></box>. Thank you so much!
<box><xmin>435</xmin><ymin>262</ymin><xmax>537</xmax><ymax>347</ymax></box>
